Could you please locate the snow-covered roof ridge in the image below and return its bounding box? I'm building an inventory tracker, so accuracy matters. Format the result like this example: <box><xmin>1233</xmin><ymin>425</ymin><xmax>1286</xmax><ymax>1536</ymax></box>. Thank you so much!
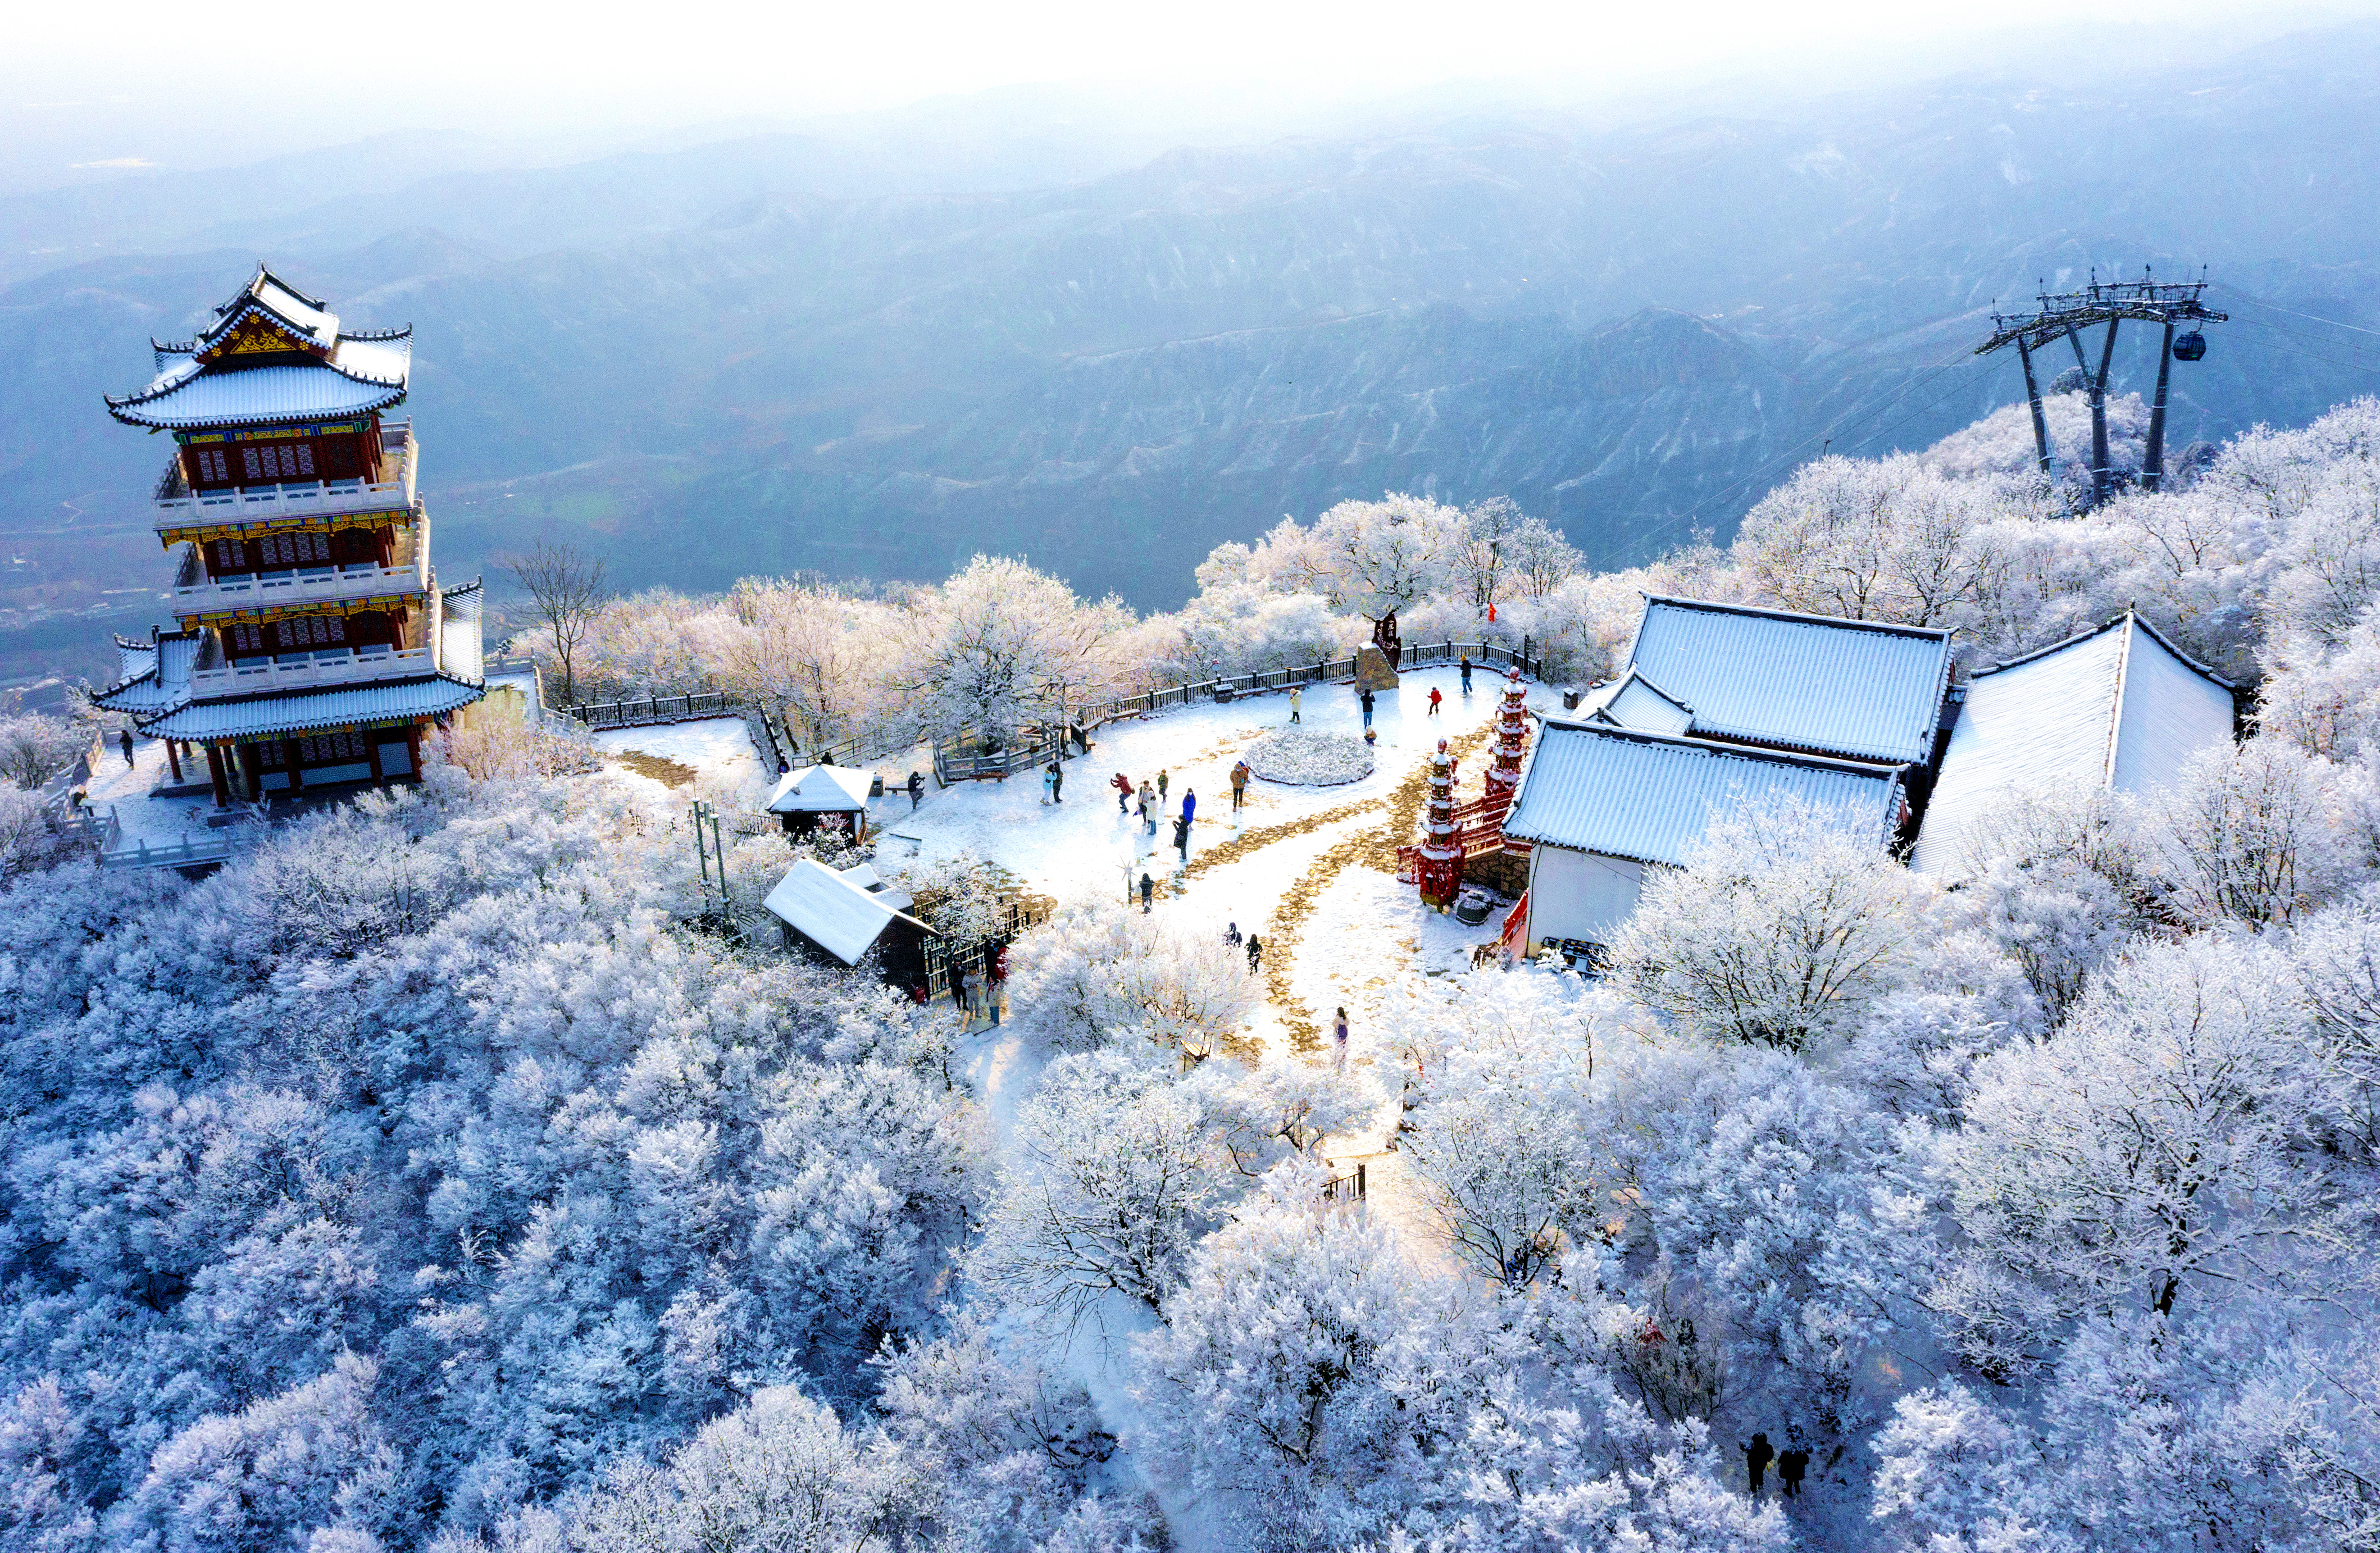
<box><xmin>1505</xmin><ymin>718</ymin><xmax>1906</xmax><ymax>867</ymax></box>
<box><xmin>1973</xmin><ymin>609</ymin><xmax>2234</xmax><ymax>689</ymax></box>
<box><xmin>105</xmin><ymin>264</ymin><xmax>414</xmax><ymax>430</ymax></box>
<box><xmin>1620</xmin><ymin>593</ymin><xmax>1955</xmax><ymax>765</ymax></box>
<box><xmin>1912</xmin><ymin>611</ymin><xmax>2239</xmax><ymax>879</ymax></box>
<box><xmin>764</xmin><ymin>858</ymin><xmax>937</xmax><ymax>966</ymax></box>
<box><xmin>1585</xmin><ymin>666</ymin><xmax>1696</xmax><ymax>738</ymax></box>
<box><xmin>768</xmin><ymin>764</ymin><xmax>875</xmax><ymax>813</ymax></box>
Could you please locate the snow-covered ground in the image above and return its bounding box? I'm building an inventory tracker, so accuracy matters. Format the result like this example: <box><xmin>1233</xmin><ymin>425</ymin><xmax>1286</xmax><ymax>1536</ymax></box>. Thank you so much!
<box><xmin>895</xmin><ymin>664</ymin><xmax>1532</xmax><ymax>1110</ymax></box>
<box><xmin>592</xmin><ymin>715</ymin><xmax>771</xmax><ymax>806</ymax></box>
<box><xmin>81</xmin><ymin>733</ymin><xmax>238</xmax><ymax>852</ymax></box>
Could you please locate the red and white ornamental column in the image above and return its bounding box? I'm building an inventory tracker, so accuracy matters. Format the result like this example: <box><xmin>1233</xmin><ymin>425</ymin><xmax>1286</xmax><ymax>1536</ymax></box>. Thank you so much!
<box><xmin>1417</xmin><ymin>736</ymin><xmax>1464</xmax><ymax>909</ymax></box>
<box><xmin>1482</xmin><ymin>666</ymin><xmax>1529</xmax><ymax>815</ymax></box>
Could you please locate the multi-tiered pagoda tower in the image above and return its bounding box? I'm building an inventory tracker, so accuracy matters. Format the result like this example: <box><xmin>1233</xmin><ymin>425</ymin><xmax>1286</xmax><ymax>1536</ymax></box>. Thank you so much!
<box><xmin>92</xmin><ymin>267</ymin><xmax>483</xmax><ymax>806</ymax></box>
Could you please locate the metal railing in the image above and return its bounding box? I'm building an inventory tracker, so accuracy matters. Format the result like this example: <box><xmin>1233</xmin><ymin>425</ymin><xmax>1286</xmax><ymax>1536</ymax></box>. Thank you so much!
<box><xmin>1077</xmin><ymin>639</ymin><xmax>1539</xmax><ymax>724</ymax></box>
<box><xmin>562</xmin><ymin>692</ymin><xmax>737</xmax><ymax>730</ymax></box>
<box><xmin>932</xmin><ymin>729</ymin><xmax>1064</xmax><ymax>786</ymax></box>
<box><xmin>154</xmin><ymin>423</ymin><xmax>419</xmax><ymax>529</ymax></box>
<box><xmin>1323</xmin><ymin>1163</ymin><xmax>1367</xmax><ymax>1203</ymax></box>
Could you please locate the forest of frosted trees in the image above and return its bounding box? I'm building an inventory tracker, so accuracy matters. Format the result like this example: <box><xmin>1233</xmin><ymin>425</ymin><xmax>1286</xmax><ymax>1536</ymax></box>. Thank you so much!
<box><xmin>3</xmin><ymin>382</ymin><xmax>2379</xmax><ymax>1551</ymax></box>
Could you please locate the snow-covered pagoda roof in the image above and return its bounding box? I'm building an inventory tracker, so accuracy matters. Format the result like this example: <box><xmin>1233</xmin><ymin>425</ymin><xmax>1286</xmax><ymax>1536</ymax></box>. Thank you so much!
<box><xmin>1623</xmin><ymin>595</ymin><xmax>1953</xmax><ymax>765</ymax></box>
<box><xmin>767</xmin><ymin>764</ymin><xmax>875</xmax><ymax>814</ymax></box>
<box><xmin>762</xmin><ymin>858</ymin><xmax>937</xmax><ymax>966</ymax></box>
<box><xmin>1912</xmin><ymin>612</ymin><xmax>2237</xmax><ymax>879</ymax></box>
<box><xmin>1578</xmin><ymin>667</ymin><xmax>1695</xmax><ymax>738</ymax></box>
<box><xmin>106</xmin><ymin>265</ymin><xmax>412</xmax><ymax>431</ymax></box>
<box><xmin>1503</xmin><ymin>718</ymin><xmax>1905</xmax><ymax>868</ymax></box>
<box><xmin>137</xmin><ymin>674</ymin><xmax>483</xmax><ymax>742</ymax></box>
<box><xmin>100</xmin><ymin>583</ymin><xmax>484</xmax><ymax>739</ymax></box>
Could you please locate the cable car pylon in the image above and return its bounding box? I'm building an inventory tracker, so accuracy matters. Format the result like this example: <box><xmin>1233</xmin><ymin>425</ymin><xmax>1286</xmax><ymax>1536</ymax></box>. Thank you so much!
<box><xmin>1975</xmin><ymin>268</ymin><xmax>2226</xmax><ymax>504</ymax></box>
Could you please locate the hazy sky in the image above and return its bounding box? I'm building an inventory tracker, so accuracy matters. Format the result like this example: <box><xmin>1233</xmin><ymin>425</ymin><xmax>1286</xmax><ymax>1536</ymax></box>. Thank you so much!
<box><xmin>5</xmin><ymin>0</ymin><xmax>2371</xmax><ymax>187</ymax></box>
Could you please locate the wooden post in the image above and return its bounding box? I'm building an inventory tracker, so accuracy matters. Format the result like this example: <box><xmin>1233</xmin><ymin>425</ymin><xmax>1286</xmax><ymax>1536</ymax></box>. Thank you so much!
<box><xmin>405</xmin><ymin>724</ymin><xmax>423</xmax><ymax>779</ymax></box>
<box><xmin>366</xmin><ymin>734</ymin><xmax>386</xmax><ymax>784</ymax></box>
<box><xmin>205</xmin><ymin>742</ymin><xmax>229</xmax><ymax>807</ymax></box>
<box><xmin>165</xmin><ymin>739</ymin><xmax>183</xmax><ymax>784</ymax></box>
<box><xmin>283</xmin><ymin>737</ymin><xmax>305</xmax><ymax>793</ymax></box>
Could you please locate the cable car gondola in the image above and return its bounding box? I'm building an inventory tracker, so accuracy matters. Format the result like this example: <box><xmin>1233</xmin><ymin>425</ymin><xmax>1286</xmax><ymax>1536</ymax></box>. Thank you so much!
<box><xmin>2172</xmin><ymin>330</ymin><xmax>2207</xmax><ymax>361</ymax></box>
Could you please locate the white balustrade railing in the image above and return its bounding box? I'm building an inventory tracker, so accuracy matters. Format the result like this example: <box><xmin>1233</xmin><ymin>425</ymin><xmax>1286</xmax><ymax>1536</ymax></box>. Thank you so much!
<box><xmin>188</xmin><ymin>646</ymin><xmax>435</xmax><ymax>694</ymax></box>
<box><xmin>154</xmin><ymin>424</ymin><xmax>417</xmax><ymax>528</ymax></box>
<box><xmin>171</xmin><ymin>550</ymin><xmax>426</xmax><ymax>611</ymax></box>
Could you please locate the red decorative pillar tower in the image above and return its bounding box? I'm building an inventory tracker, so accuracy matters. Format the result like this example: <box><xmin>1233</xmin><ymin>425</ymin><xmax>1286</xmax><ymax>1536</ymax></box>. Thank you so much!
<box><xmin>1416</xmin><ymin>737</ymin><xmax>1463</xmax><ymax>909</ymax></box>
<box><xmin>1482</xmin><ymin>666</ymin><xmax>1530</xmax><ymax>817</ymax></box>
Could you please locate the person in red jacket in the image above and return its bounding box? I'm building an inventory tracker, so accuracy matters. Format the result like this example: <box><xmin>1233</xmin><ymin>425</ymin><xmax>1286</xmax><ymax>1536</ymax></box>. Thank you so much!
<box><xmin>1427</xmin><ymin>687</ymin><xmax>1443</xmax><ymax>716</ymax></box>
<box><xmin>1111</xmin><ymin>772</ymin><xmax>1133</xmax><ymax>812</ymax></box>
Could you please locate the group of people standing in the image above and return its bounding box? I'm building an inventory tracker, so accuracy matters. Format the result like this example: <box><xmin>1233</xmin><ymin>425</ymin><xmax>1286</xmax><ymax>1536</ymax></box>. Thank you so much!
<box><xmin>1740</xmin><ymin>1432</ymin><xmax>1812</xmax><ymax>1500</ymax></box>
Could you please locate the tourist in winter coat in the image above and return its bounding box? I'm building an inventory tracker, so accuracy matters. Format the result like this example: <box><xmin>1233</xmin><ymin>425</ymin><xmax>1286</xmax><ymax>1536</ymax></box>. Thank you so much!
<box><xmin>1158</xmin><ymin>769</ymin><xmax>1169</xmax><ymax>802</ymax></box>
<box><xmin>1460</xmin><ymin>655</ymin><xmax>1473</xmax><ymax>693</ymax></box>
<box><xmin>1049</xmin><ymin>761</ymin><xmax>1064</xmax><ymax>802</ymax></box>
<box><xmin>1140</xmin><ymin>781</ymin><xmax>1158</xmax><ymax>833</ymax></box>
<box><xmin>1742</xmin><ymin>1433</ymin><xmax>1774</xmax><ymax>1494</ymax></box>
<box><xmin>1180</xmin><ymin>789</ymin><xmax>1195</xmax><ymax>825</ymax></box>
<box><xmin>1427</xmin><ymin>687</ymin><xmax>1443</xmax><ymax>716</ymax></box>
<box><xmin>1139</xmin><ymin>871</ymin><xmax>1154</xmax><ymax>912</ymax></box>
<box><xmin>1360</xmin><ymin>689</ymin><xmax>1375</xmax><ymax>728</ymax></box>
<box><xmin>1245</xmin><ymin>933</ymin><xmax>1261</xmax><ymax>970</ymax></box>
<box><xmin>1172</xmin><ymin>815</ymin><xmax>1190</xmax><ymax>860</ymax></box>
<box><xmin>1113</xmin><ymin>772</ymin><xmax>1133</xmax><ymax>812</ymax></box>
<box><xmin>1333</xmin><ymin>1007</ymin><xmax>1350</xmax><ymax>1070</ymax></box>
<box><xmin>1290</xmin><ymin>687</ymin><xmax>1302</xmax><ymax>723</ymax></box>
<box><xmin>908</xmin><ymin>770</ymin><xmax>924</xmax><ymax>809</ymax></box>
<box><xmin>1041</xmin><ymin>765</ymin><xmax>1057</xmax><ymax>803</ymax></box>
<box><xmin>1777</xmin><ymin>1447</ymin><xmax>1808</xmax><ymax>1499</ymax></box>
<box><xmin>1230</xmin><ymin>760</ymin><xmax>1251</xmax><ymax>810</ymax></box>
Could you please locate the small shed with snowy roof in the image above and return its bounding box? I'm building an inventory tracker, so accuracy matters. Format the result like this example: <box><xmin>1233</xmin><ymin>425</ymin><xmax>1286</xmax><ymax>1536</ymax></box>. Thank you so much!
<box><xmin>1505</xmin><ymin>719</ymin><xmax>1907</xmax><ymax>961</ymax></box>
<box><xmin>1912</xmin><ymin>612</ymin><xmax>2237</xmax><ymax>880</ymax></box>
<box><xmin>766</xmin><ymin>764</ymin><xmax>876</xmax><ymax>841</ymax></box>
<box><xmin>762</xmin><ymin>858</ymin><xmax>937</xmax><ymax>985</ymax></box>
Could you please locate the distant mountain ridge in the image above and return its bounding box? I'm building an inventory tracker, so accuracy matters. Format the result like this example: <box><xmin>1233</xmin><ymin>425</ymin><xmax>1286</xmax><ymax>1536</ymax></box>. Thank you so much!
<box><xmin>5</xmin><ymin>22</ymin><xmax>2380</xmax><ymax>662</ymax></box>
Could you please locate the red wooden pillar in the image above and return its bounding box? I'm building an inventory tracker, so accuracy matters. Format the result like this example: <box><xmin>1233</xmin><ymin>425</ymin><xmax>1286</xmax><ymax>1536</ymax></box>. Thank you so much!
<box><xmin>404</xmin><ymin>723</ymin><xmax>423</xmax><ymax>779</ymax></box>
<box><xmin>366</xmin><ymin>733</ymin><xmax>386</xmax><ymax>784</ymax></box>
<box><xmin>205</xmin><ymin>742</ymin><xmax>229</xmax><ymax>807</ymax></box>
<box><xmin>164</xmin><ymin>739</ymin><xmax>183</xmax><ymax>783</ymax></box>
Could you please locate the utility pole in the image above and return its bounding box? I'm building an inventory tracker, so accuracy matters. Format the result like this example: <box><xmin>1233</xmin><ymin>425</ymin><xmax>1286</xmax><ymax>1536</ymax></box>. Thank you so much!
<box><xmin>1974</xmin><ymin>273</ymin><xmax>2224</xmax><ymax>506</ymax></box>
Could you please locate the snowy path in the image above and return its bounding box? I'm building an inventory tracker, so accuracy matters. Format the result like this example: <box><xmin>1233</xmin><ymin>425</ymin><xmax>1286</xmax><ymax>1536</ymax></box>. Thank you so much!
<box><xmin>888</xmin><ymin>668</ymin><xmax>1521</xmax><ymax>1050</ymax></box>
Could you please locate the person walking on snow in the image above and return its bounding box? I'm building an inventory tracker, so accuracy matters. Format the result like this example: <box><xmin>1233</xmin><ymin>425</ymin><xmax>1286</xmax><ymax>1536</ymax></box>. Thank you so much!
<box><xmin>1290</xmin><ymin>687</ymin><xmax>1302</xmax><ymax>723</ymax></box>
<box><xmin>1741</xmin><ymin>1433</ymin><xmax>1774</xmax><ymax>1495</ymax></box>
<box><xmin>118</xmin><ymin>729</ymin><xmax>135</xmax><ymax>766</ymax></box>
<box><xmin>1172</xmin><ymin>815</ymin><xmax>1190</xmax><ymax>861</ymax></box>
<box><xmin>1158</xmin><ymin>769</ymin><xmax>1169</xmax><ymax>803</ymax></box>
<box><xmin>1139</xmin><ymin>872</ymin><xmax>1154</xmax><ymax>913</ymax></box>
<box><xmin>1427</xmin><ymin>687</ymin><xmax>1443</xmax><ymax>716</ymax></box>
<box><xmin>1776</xmin><ymin>1447</ymin><xmax>1808</xmax><ymax>1500</ymax></box>
<box><xmin>1139</xmin><ymin>781</ymin><xmax>1158</xmax><ymax>834</ymax></box>
<box><xmin>963</xmin><ymin>966</ymin><xmax>988</xmax><ymax>1029</ymax></box>
<box><xmin>1360</xmin><ymin>688</ymin><xmax>1375</xmax><ymax>729</ymax></box>
<box><xmin>1245</xmin><ymin>933</ymin><xmax>1261</xmax><ymax>970</ymax></box>
<box><xmin>1460</xmin><ymin>654</ymin><xmax>1473</xmax><ymax>693</ymax></box>
<box><xmin>1113</xmin><ymin>772</ymin><xmax>1133</xmax><ymax>812</ymax></box>
<box><xmin>1231</xmin><ymin>760</ymin><xmax>1251</xmax><ymax>810</ymax></box>
<box><xmin>907</xmin><ymin>770</ymin><xmax>924</xmax><ymax>810</ymax></box>
<box><xmin>1050</xmin><ymin>761</ymin><xmax>1064</xmax><ymax>802</ymax></box>
<box><xmin>1333</xmin><ymin>1006</ymin><xmax>1350</xmax><ymax>1070</ymax></box>
<box><xmin>1041</xmin><ymin>765</ymin><xmax>1056</xmax><ymax>804</ymax></box>
<box><xmin>1181</xmin><ymin>789</ymin><xmax>1196</xmax><ymax>825</ymax></box>
<box><xmin>988</xmin><ymin>944</ymin><xmax>1008</xmax><ymax>1026</ymax></box>
<box><xmin>1225</xmin><ymin>921</ymin><xmax>1242</xmax><ymax>945</ymax></box>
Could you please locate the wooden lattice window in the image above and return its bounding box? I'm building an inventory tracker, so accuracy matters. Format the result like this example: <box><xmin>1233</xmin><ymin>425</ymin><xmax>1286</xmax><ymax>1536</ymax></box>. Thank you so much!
<box><xmin>274</xmin><ymin>615</ymin><xmax>347</xmax><ymax>651</ymax></box>
<box><xmin>256</xmin><ymin>531</ymin><xmax>332</xmax><ymax>568</ymax></box>
<box><xmin>297</xmin><ymin>731</ymin><xmax>366</xmax><ymax>763</ymax></box>
<box><xmin>239</xmin><ymin>442</ymin><xmax>316</xmax><ymax>482</ymax></box>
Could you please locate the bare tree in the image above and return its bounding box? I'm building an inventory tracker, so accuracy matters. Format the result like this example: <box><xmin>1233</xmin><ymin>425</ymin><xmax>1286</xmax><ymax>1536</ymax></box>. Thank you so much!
<box><xmin>501</xmin><ymin>540</ymin><xmax>611</xmax><ymax>704</ymax></box>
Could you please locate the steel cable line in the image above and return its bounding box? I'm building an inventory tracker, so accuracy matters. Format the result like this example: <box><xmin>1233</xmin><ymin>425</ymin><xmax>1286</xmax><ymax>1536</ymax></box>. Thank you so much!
<box><xmin>2226</xmin><ymin>321</ymin><xmax>2380</xmax><ymax>376</ymax></box>
<box><xmin>2214</xmin><ymin>284</ymin><xmax>2380</xmax><ymax>340</ymax></box>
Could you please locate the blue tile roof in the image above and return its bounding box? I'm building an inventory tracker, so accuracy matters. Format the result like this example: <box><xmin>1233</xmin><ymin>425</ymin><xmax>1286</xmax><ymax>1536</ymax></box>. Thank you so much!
<box><xmin>1625</xmin><ymin>596</ymin><xmax>1952</xmax><ymax>765</ymax></box>
<box><xmin>138</xmin><ymin>675</ymin><xmax>483</xmax><ymax>741</ymax></box>
<box><xmin>1504</xmin><ymin>719</ymin><xmax>1905</xmax><ymax>866</ymax></box>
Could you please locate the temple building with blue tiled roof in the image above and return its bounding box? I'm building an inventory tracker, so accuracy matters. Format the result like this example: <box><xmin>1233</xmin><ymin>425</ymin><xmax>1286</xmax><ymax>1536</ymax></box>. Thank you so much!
<box><xmin>91</xmin><ymin>266</ymin><xmax>482</xmax><ymax>806</ymax></box>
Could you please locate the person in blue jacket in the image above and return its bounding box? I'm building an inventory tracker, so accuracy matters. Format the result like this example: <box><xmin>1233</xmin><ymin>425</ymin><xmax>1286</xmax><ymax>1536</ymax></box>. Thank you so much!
<box><xmin>1181</xmin><ymin>789</ymin><xmax>1196</xmax><ymax>826</ymax></box>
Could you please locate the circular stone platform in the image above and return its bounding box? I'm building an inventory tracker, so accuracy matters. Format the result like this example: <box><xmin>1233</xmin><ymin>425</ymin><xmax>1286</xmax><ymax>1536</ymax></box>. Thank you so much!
<box><xmin>1245</xmin><ymin>728</ymin><xmax>1376</xmax><ymax>785</ymax></box>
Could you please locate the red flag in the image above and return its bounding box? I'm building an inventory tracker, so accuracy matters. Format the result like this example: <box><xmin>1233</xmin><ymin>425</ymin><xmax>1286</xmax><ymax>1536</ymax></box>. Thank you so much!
<box><xmin>1488</xmin><ymin>603</ymin><xmax>1497</xmax><ymax>623</ymax></box>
